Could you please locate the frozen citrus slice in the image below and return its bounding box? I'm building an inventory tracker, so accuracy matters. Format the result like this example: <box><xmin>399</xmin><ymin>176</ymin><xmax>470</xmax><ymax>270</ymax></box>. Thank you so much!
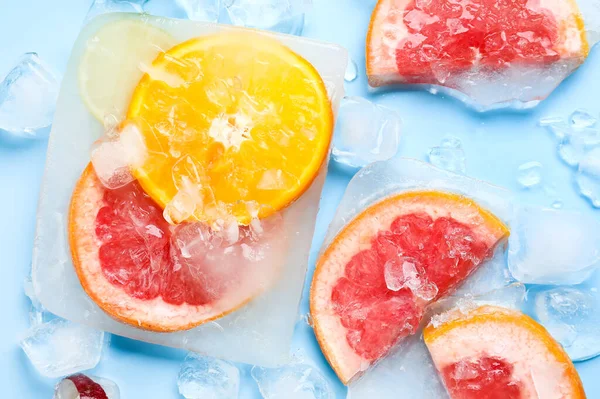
<box><xmin>424</xmin><ymin>305</ymin><xmax>586</xmax><ymax>398</ymax></box>
<box><xmin>367</xmin><ymin>0</ymin><xmax>589</xmax><ymax>86</ymax></box>
<box><xmin>126</xmin><ymin>33</ymin><xmax>333</xmax><ymax>225</ymax></box>
<box><xmin>78</xmin><ymin>18</ymin><xmax>176</xmax><ymax>122</ymax></box>
<box><xmin>69</xmin><ymin>164</ymin><xmax>283</xmax><ymax>332</ymax></box>
<box><xmin>310</xmin><ymin>191</ymin><xmax>509</xmax><ymax>384</ymax></box>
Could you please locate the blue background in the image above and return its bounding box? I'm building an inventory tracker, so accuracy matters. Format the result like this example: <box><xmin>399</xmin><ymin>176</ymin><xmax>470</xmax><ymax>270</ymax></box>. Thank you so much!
<box><xmin>1</xmin><ymin>0</ymin><xmax>599</xmax><ymax>397</ymax></box>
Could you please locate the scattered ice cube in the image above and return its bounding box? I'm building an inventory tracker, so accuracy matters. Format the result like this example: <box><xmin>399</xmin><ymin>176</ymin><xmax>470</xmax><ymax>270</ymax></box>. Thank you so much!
<box><xmin>251</xmin><ymin>363</ymin><xmax>334</xmax><ymax>399</ymax></box>
<box><xmin>175</xmin><ymin>0</ymin><xmax>220</xmax><ymax>21</ymax></box>
<box><xmin>0</xmin><ymin>53</ymin><xmax>60</xmax><ymax>139</ymax></box>
<box><xmin>570</xmin><ymin>109</ymin><xmax>597</xmax><ymax>129</ymax></box>
<box><xmin>178</xmin><ymin>353</ymin><xmax>240</xmax><ymax>399</ymax></box>
<box><xmin>20</xmin><ymin>318</ymin><xmax>105</xmax><ymax>378</ymax></box>
<box><xmin>516</xmin><ymin>161</ymin><xmax>542</xmax><ymax>188</ymax></box>
<box><xmin>347</xmin><ymin>335</ymin><xmax>447</xmax><ymax>399</ymax></box>
<box><xmin>332</xmin><ymin>96</ymin><xmax>402</xmax><ymax>169</ymax></box>
<box><xmin>223</xmin><ymin>0</ymin><xmax>312</xmax><ymax>35</ymax></box>
<box><xmin>54</xmin><ymin>374</ymin><xmax>120</xmax><ymax>399</ymax></box>
<box><xmin>533</xmin><ymin>286</ymin><xmax>600</xmax><ymax>361</ymax></box>
<box><xmin>344</xmin><ymin>58</ymin><xmax>358</xmax><ymax>82</ymax></box>
<box><xmin>508</xmin><ymin>206</ymin><xmax>600</xmax><ymax>285</ymax></box>
<box><xmin>428</xmin><ymin>136</ymin><xmax>466</xmax><ymax>174</ymax></box>
<box><xmin>576</xmin><ymin>147</ymin><xmax>600</xmax><ymax>208</ymax></box>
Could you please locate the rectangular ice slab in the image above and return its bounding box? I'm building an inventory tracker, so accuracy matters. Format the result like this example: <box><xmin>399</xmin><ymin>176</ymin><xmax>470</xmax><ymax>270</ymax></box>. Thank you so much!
<box><xmin>32</xmin><ymin>13</ymin><xmax>347</xmax><ymax>367</ymax></box>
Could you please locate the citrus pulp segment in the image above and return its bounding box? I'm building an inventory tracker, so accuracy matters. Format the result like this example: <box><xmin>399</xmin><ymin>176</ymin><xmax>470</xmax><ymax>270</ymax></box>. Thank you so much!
<box><xmin>367</xmin><ymin>0</ymin><xmax>589</xmax><ymax>87</ymax></box>
<box><xmin>126</xmin><ymin>32</ymin><xmax>333</xmax><ymax>225</ymax></box>
<box><xmin>69</xmin><ymin>164</ymin><xmax>283</xmax><ymax>332</ymax></box>
<box><xmin>424</xmin><ymin>305</ymin><xmax>586</xmax><ymax>399</ymax></box>
<box><xmin>78</xmin><ymin>18</ymin><xmax>176</xmax><ymax>122</ymax></box>
<box><xmin>309</xmin><ymin>191</ymin><xmax>509</xmax><ymax>384</ymax></box>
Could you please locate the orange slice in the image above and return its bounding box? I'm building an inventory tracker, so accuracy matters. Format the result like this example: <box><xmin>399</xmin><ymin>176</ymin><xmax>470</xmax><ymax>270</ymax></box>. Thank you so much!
<box><xmin>126</xmin><ymin>33</ymin><xmax>333</xmax><ymax>225</ymax></box>
<box><xmin>310</xmin><ymin>190</ymin><xmax>509</xmax><ymax>384</ymax></box>
<box><xmin>424</xmin><ymin>305</ymin><xmax>586</xmax><ymax>399</ymax></box>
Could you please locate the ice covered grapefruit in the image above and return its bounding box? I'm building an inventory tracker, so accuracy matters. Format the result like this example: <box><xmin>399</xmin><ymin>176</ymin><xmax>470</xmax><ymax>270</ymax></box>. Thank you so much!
<box><xmin>367</xmin><ymin>0</ymin><xmax>589</xmax><ymax>87</ymax></box>
<box><xmin>309</xmin><ymin>191</ymin><xmax>509</xmax><ymax>384</ymax></box>
<box><xmin>424</xmin><ymin>305</ymin><xmax>586</xmax><ymax>398</ymax></box>
<box><xmin>69</xmin><ymin>164</ymin><xmax>282</xmax><ymax>332</ymax></box>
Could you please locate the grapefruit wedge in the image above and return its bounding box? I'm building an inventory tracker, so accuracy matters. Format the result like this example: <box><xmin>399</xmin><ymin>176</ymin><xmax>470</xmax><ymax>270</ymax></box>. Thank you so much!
<box><xmin>69</xmin><ymin>165</ymin><xmax>282</xmax><ymax>332</ymax></box>
<box><xmin>424</xmin><ymin>305</ymin><xmax>586</xmax><ymax>398</ymax></box>
<box><xmin>366</xmin><ymin>0</ymin><xmax>589</xmax><ymax>87</ymax></box>
<box><xmin>310</xmin><ymin>191</ymin><xmax>509</xmax><ymax>384</ymax></box>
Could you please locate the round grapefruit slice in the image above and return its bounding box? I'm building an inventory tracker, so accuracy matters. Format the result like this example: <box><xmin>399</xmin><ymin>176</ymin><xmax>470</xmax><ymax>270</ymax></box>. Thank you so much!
<box><xmin>309</xmin><ymin>191</ymin><xmax>509</xmax><ymax>384</ymax></box>
<box><xmin>424</xmin><ymin>305</ymin><xmax>586</xmax><ymax>398</ymax></box>
<box><xmin>366</xmin><ymin>0</ymin><xmax>589</xmax><ymax>87</ymax></box>
<box><xmin>69</xmin><ymin>164</ymin><xmax>283</xmax><ymax>332</ymax></box>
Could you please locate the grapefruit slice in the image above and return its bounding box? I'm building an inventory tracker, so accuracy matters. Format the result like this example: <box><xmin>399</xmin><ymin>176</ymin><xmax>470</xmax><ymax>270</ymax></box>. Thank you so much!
<box><xmin>69</xmin><ymin>164</ymin><xmax>283</xmax><ymax>332</ymax></box>
<box><xmin>424</xmin><ymin>305</ymin><xmax>586</xmax><ymax>398</ymax></box>
<box><xmin>366</xmin><ymin>0</ymin><xmax>589</xmax><ymax>87</ymax></box>
<box><xmin>78</xmin><ymin>18</ymin><xmax>176</xmax><ymax>122</ymax></box>
<box><xmin>309</xmin><ymin>191</ymin><xmax>509</xmax><ymax>384</ymax></box>
<box><xmin>126</xmin><ymin>32</ymin><xmax>333</xmax><ymax>225</ymax></box>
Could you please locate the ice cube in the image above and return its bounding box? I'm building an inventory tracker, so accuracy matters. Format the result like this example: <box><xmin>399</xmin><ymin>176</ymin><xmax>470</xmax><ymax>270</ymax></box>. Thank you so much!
<box><xmin>0</xmin><ymin>53</ymin><xmax>60</xmax><ymax>139</ymax></box>
<box><xmin>175</xmin><ymin>0</ymin><xmax>221</xmax><ymax>22</ymax></box>
<box><xmin>533</xmin><ymin>286</ymin><xmax>600</xmax><ymax>361</ymax></box>
<box><xmin>332</xmin><ymin>96</ymin><xmax>402</xmax><ymax>169</ymax></box>
<box><xmin>508</xmin><ymin>206</ymin><xmax>600</xmax><ymax>285</ymax></box>
<box><xmin>347</xmin><ymin>335</ymin><xmax>448</xmax><ymax>399</ymax></box>
<box><xmin>516</xmin><ymin>161</ymin><xmax>542</xmax><ymax>188</ymax></box>
<box><xmin>178</xmin><ymin>353</ymin><xmax>240</xmax><ymax>399</ymax></box>
<box><xmin>570</xmin><ymin>109</ymin><xmax>597</xmax><ymax>129</ymax></box>
<box><xmin>223</xmin><ymin>0</ymin><xmax>312</xmax><ymax>35</ymax></box>
<box><xmin>428</xmin><ymin>136</ymin><xmax>466</xmax><ymax>174</ymax></box>
<box><xmin>344</xmin><ymin>58</ymin><xmax>358</xmax><ymax>82</ymax></box>
<box><xmin>20</xmin><ymin>319</ymin><xmax>105</xmax><ymax>378</ymax></box>
<box><xmin>24</xmin><ymin>275</ymin><xmax>51</xmax><ymax>327</ymax></box>
<box><xmin>54</xmin><ymin>374</ymin><xmax>120</xmax><ymax>399</ymax></box>
<box><xmin>576</xmin><ymin>147</ymin><xmax>600</xmax><ymax>208</ymax></box>
<box><xmin>251</xmin><ymin>363</ymin><xmax>334</xmax><ymax>399</ymax></box>
<box><xmin>86</xmin><ymin>0</ymin><xmax>148</xmax><ymax>22</ymax></box>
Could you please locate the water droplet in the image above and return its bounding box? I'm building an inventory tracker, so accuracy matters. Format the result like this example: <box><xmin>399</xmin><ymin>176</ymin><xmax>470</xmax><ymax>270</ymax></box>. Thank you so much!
<box><xmin>344</xmin><ymin>58</ymin><xmax>358</xmax><ymax>82</ymax></box>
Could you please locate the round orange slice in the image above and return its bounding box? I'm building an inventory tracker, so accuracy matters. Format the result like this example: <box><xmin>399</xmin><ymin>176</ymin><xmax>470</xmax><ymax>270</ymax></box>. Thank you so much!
<box><xmin>366</xmin><ymin>0</ymin><xmax>589</xmax><ymax>87</ymax></box>
<box><xmin>126</xmin><ymin>32</ymin><xmax>333</xmax><ymax>225</ymax></box>
<box><xmin>69</xmin><ymin>164</ymin><xmax>284</xmax><ymax>332</ymax></box>
<box><xmin>424</xmin><ymin>305</ymin><xmax>586</xmax><ymax>398</ymax></box>
<box><xmin>310</xmin><ymin>191</ymin><xmax>509</xmax><ymax>384</ymax></box>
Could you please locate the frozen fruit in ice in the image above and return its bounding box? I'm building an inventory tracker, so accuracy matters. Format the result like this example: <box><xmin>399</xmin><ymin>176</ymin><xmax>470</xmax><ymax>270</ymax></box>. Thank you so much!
<box><xmin>331</xmin><ymin>96</ymin><xmax>402</xmax><ymax>168</ymax></box>
<box><xmin>68</xmin><ymin>165</ymin><xmax>284</xmax><ymax>332</ymax></box>
<box><xmin>178</xmin><ymin>353</ymin><xmax>240</xmax><ymax>399</ymax></box>
<box><xmin>223</xmin><ymin>0</ymin><xmax>311</xmax><ymax>35</ymax></box>
<box><xmin>54</xmin><ymin>374</ymin><xmax>120</xmax><ymax>399</ymax></box>
<box><xmin>309</xmin><ymin>191</ymin><xmax>509</xmax><ymax>384</ymax></box>
<box><xmin>0</xmin><ymin>52</ymin><xmax>60</xmax><ymax>139</ymax></box>
<box><xmin>424</xmin><ymin>305</ymin><xmax>585</xmax><ymax>398</ymax></box>
<box><xmin>366</xmin><ymin>0</ymin><xmax>589</xmax><ymax>108</ymax></box>
<box><xmin>507</xmin><ymin>206</ymin><xmax>600</xmax><ymax>285</ymax></box>
<box><xmin>251</xmin><ymin>363</ymin><xmax>334</xmax><ymax>399</ymax></box>
<box><xmin>20</xmin><ymin>318</ymin><xmax>105</xmax><ymax>378</ymax></box>
<box><xmin>78</xmin><ymin>18</ymin><xmax>176</xmax><ymax>122</ymax></box>
<box><xmin>126</xmin><ymin>32</ymin><xmax>332</xmax><ymax>225</ymax></box>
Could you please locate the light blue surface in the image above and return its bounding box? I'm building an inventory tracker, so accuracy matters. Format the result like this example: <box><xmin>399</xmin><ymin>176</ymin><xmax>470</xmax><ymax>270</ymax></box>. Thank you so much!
<box><xmin>1</xmin><ymin>0</ymin><xmax>599</xmax><ymax>397</ymax></box>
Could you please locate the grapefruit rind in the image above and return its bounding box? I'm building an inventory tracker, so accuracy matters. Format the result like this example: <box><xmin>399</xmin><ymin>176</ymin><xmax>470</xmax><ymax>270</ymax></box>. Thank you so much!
<box><xmin>310</xmin><ymin>190</ymin><xmax>509</xmax><ymax>384</ymax></box>
<box><xmin>366</xmin><ymin>0</ymin><xmax>589</xmax><ymax>87</ymax></box>
<box><xmin>126</xmin><ymin>33</ymin><xmax>333</xmax><ymax>226</ymax></box>
<box><xmin>69</xmin><ymin>164</ymin><xmax>276</xmax><ymax>332</ymax></box>
<box><xmin>424</xmin><ymin>305</ymin><xmax>586</xmax><ymax>398</ymax></box>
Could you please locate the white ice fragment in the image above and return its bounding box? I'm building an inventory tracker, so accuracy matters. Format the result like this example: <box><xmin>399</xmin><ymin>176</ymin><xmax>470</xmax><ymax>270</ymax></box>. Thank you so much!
<box><xmin>252</xmin><ymin>363</ymin><xmax>334</xmax><ymax>399</ymax></box>
<box><xmin>257</xmin><ymin>169</ymin><xmax>293</xmax><ymax>190</ymax></box>
<box><xmin>0</xmin><ymin>53</ymin><xmax>60</xmax><ymax>139</ymax></box>
<box><xmin>517</xmin><ymin>161</ymin><xmax>542</xmax><ymax>188</ymax></box>
<box><xmin>383</xmin><ymin>256</ymin><xmax>438</xmax><ymax>301</ymax></box>
<box><xmin>54</xmin><ymin>374</ymin><xmax>120</xmax><ymax>399</ymax></box>
<box><xmin>332</xmin><ymin>96</ymin><xmax>402</xmax><ymax>169</ymax></box>
<box><xmin>223</xmin><ymin>0</ymin><xmax>311</xmax><ymax>35</ymax></box>
<box><xmin>533</xmin><ymin>286</ymin><xmax>600</xmax><ymax>361</ymax></box>
<box><xmin>428</xmin><ymin>136</ymin><xmax>466</xmax><ymax>174</ymax></box>
<box><xmin>539</xmin><ymin>116</ymin><xmax>565</xmax><ymax>127</ymax></box>
<box><xmin>576</xmin><ymin>147</ymin><xmax>600</xmax><ymax>208</ymax></box>
<box><xmin>508</xmin><ymin>206</ymin><xmax>600</xmax><ymax>285</ymax></box>
<box><xmin>91</xmin><ymin>123</ymin><xmax>147</xmax><ymax>189</ymax></box>
<box><xmin>177</xmin><ymin>353</ymin><xmax>240</xmax><ymax>399</ymax></box>
<box><xmin>570</xmin><ymin>109</ymin><xmax>597</xmax><ymax>129</ymax></box>
<box><xmin>212</xmin><ymin>218</ymin><xmax>240</xmax><ymax>246</ymax></box>
<box><xmin>344</xmin><ymin>58</ymin><xmax>358</xmax><ymax>82</ymax></box>
<box><xmin>20</xmin><ymin>319</ymin><xmax>105</xmax><ymax>378</ymax></box>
